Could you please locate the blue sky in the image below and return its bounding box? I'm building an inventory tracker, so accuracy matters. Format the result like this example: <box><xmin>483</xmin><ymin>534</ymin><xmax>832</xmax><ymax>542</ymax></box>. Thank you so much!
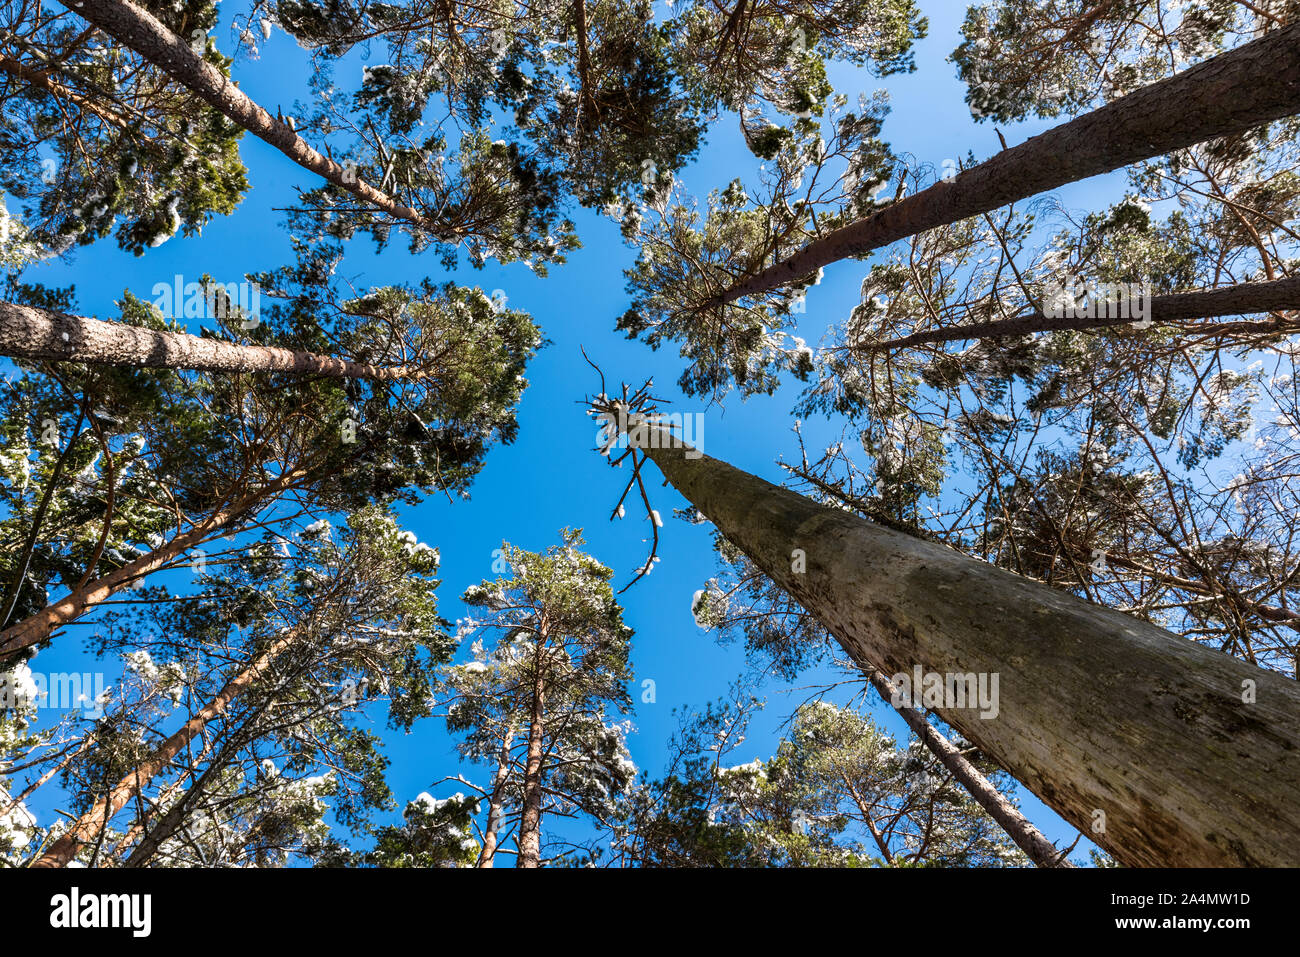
<box><xmin>8</xmin><ymin>0</ymin><xmax>1145</xmax><ymax>863</ymax></box>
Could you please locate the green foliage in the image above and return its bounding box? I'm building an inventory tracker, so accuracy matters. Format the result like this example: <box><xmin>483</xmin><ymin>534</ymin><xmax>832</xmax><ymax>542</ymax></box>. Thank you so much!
<box><xmin>0</xmin><ymin>0</ymin><xmax>249</xmax><ymax>260</ymax></box>
<box><xmin>438</xmin><ymin>530</ymin><xmax>636</xmax><ymax>863</ymax></box>
<box><xmin>332</xmin><ymin>792</ymin><xmax>483</xmax><ymax>867</ymax></box>
<box><xmin>953</xmin><ymin>0</ymin><xmax>1245</xmax><ymax>123</ymax></box>
<box><xmin>622</xmin><ymin>693</ymin><xmax>1027</xmax><ymax>867</ymax></box>
<box><xmin>619</xmin><ymin>95</ymin><xmax>893</xmax><ymax>398</ymax></box>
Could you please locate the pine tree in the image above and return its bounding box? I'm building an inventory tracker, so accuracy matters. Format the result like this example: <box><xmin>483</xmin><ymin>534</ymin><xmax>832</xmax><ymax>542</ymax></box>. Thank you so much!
<box><xmin>0</xmin><ymin>251</ymin><xmax>541</xmax><ymax>661</ymax></box>
<box><xmin>66</xmin><ymin>0</ymin><xmax>585</xmax><ymax>268</ymax></box>
<box><xmin>595</xmin><ymin>412</ymin><xmax>1300</xmax><ymax>865</ymax></box>
<box><xmin>618</xmin><ymin>689</ymin><xmax>1029</xmax><ymax>867</ymax></box>
<box><xmin>798</xmin><ymin>189</ymin><xmax>1299</xmax><ymax>667</ymax></box>
<box><xmin>436</xmin><ymin>531</ymin><xmax>636</xmax><ymax>867</ymax></box>
<box><xmin>25</xmin><ymin>506</ymin><xmax>451</xmax><ymax>867</ymax></box>
<box><xmin>0</xmin><ymin>0</ymin><xmax>248</xmax><ymax>258</ymax></box>
<box><xmin>952</xmin><ymin>0</ymin><xmax>1290</xmax><ymax>123</ymax></box>
<box><xmin>618</xmin><ymin>21</ymin><xmax>1300</xmax><ymax>396</ymax></box>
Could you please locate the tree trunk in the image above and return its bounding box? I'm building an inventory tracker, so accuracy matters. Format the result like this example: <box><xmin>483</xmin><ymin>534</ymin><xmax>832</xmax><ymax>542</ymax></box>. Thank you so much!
<box><xmin>864</xmin><ymin>668</ymin><xmax>1070</xmax><ymax>868</ymax></box>
<box><xmin>710</xmin><ymin>22</ymin><xmax>1300</xmax><ymax>306</ymax></box>
<box><xmin>0</xmin><ymin>300</ymin><xmax>430</xmax><ymax>380</ymax></box>
<box><xmin>60</xmin><ymin>0</ymin><xmax>442</xmax><ymax>237</ymax></box>
<box><xmin>0</xmin><ymin>467</ymin><xmax>309</xmax><ymax>662</ymax></box>
<box><xmin>0</xmin><ymin>736</ymin><xmax>94</xmax><ymax>820</ymax></box>
<box><xmin>30</xmin><ymin>629</ymin><xmax>299</xmax><ymax>868</ymax></box>
<box><xmin>476</xmin><ymin>727</ymin><xmax>515</xmax><ymax>868</ymax></box>
<box><xmin>572</xmin><ymin>0</ymin><xmax>598</xmax><ymax>128</ymax></box>
<box><xmin>635</xmin><ymin>430</ymin><xmax>1300</xmax><ymax>866</ymax></box>
<box><xmin>866</xmin><ymin>275</ymin><xmax>1300</xmax><ymax>351</ymax></box>
<box><xmin>516</xmin><ymin>625</ymin><xmax>548</xmax><ymax>868</ymax></box>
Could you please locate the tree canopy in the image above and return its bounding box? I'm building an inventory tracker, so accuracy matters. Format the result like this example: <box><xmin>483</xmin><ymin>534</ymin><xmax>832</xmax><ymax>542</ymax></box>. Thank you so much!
<box><xmin>1</xmin><ymin>0</ymin><xmax>1297</xmax><ymax>873</ymax></box>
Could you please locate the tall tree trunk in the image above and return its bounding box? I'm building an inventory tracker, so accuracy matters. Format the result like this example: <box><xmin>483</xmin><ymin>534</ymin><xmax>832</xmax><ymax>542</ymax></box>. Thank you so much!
<box><xmin>476</xmin><ymin>727</ymin><xmax>515</xmax><ymax>868</ymax></box>
<box><xmin>29</xmin><ymin>629</ymin><xmax>299</xmax><ymax>868</ymax></box>
<box><xmin>864</xmin><ymin>667</ymin><xmax>1070</xmax><ymax>868</ymax></box>
<box><xmin>0</xmin><ymin>411</ymin><xmax>86</xmax><ymax>629</ymax></box>
<box><xmin>708</xmin><ymin>22</ymin><xmax>1300</xmax><ymax>306</ymax></box>
<box><xmin>0</xmin><ymin>466</ymin><xmax>309</xmax><ymax>662</ymax></box>
<box><xmin>0</xmin><ymin>300</ymin><xmax>431</xmax><ymax>380</ymax></box>
<box><xmin>516</xmin><ymin>624</ymin><xmax>549</xmax><ymax>868</ymax></box>
<box><xmin>60</xmin><ymin>0</ymin><xmax>444</xmax><ymax>237</ymax></box>
<box><xmin>865</xmin><ymin>275</ymin><xmax>1300</xmax><ymax>351</ymax></box>
<box><xmin>633</xmin><ymin>429</ymin><xmax>1300</xmax><ymax>866</ymax></box>
<box><xmin>572</xmin><ymin>0</ymin><xmax>598</xmax><ymax>128</ymax></box>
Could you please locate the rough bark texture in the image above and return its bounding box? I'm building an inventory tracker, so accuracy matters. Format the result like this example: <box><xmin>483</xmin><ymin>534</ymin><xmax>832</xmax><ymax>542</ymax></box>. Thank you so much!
<box><xmin>476</xmin><ymin>728</ymin><xmax>515</xmax><ymax>868</ymax></box>
<box><xmin>0</xmin><ymin>299</ymin><xmax>427</xmax><ymax>380</ymax></box>
<box><xmin>870</xmin><ymin>275</ymin><xmax>1300</xmax><ymax>351</ymax></box>
<box><xmin>0</xmin><ymin>468</ymin><xmax>308</xmax><ymax>662</ymax></box>
<box><xmin>516</xmin><ymin>629</ymin><xmax>548</xmax><ymax>868</ymax></box>
<box><xmin>864</xmin><ymin>668</ymin><xmax>1071</xmax><ymax>867</ymax></box>
<box><xmin>30</xmin><ymin>630</ymin><xmax>298</xmax><ymax>868</ymax></box>
<box><xmin>639</xmin><ymin>433</ymin><xmax>1300</xmax><ymax>867</ymax></box>
<box><xmin>62</xmin><ymin>0</ymin><xmax>439</xmax><ymax>234</ymax></box>
<box><xmin>711</xmin><ymin>22</ymin><xmax>1300</xmax><ymax>306</ymax></box>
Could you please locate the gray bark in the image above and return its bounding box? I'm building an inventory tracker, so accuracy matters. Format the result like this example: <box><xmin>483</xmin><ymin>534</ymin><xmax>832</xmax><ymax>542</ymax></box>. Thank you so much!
<box><xmin>0</xmin><ymin>299</ymin><xmax>425</xmax><ymax>380</ymax></box>
<box><xmin>710</xmin><ymin>22</ymin><xmax>1300</xmax><ymax>306</ymax></box>
<box><xmin>864</xmin><ymin>668</ymin><xmax>1073</xmax><ymax>867</ymax></box>
<box><xmin>637</xmin><ymin>431</ymin><xmax>1300</xmax><ymax>867</ymax></box>
<box><xmin>867</xmin><ymin>275</ymin><xmax>1300</xmax><ymax>351</ymax></box>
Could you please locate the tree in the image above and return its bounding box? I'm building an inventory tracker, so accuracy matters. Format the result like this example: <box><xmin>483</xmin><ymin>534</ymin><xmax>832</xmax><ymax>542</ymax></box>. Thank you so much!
<box><xmin>436</xmin><ymin>531</ymin><xmax>636</xmax><ymax>867</ymax></box>
<box><xmin>618</xmin><ymin>93</ymin><xmax>894</xmax><ymax>397</ymax></box>
<box><xmin>263</xmin><ymin>0</ymin><xmax>924</xmax><ymax>220</ymax></box>
<box><xmin>952</xmin><ymin>0</ymin><xmax>1290</xmax><ymax>123</ymax></box>
<box><xmin>0</xmin><ymin>249</ymin><xmax>541</xmax><ymax>661</ymax></box>
<box><xmin>594</xmin><ymin>411</ymin><xmax>1300</xmax><ymax>865</ymax></box>
<box><xmin>855</xmin><ymin>274</ymin><xmax>1300</xmax><ymax>351</ymax></box>
<box><xmin>0</xmin><ymin>0</ymin><xmax>248</xmax><ymax>258</ymax></box>
<box><xmin>692</xmin><ymin>531</ymin><xmax>1073</xmax><ymax>866</ymax></box>
<box><xmin>0</xmin><ymin>299</ymin><xmax>488</xmax><ymax>380</ymax></box>
<box><xmin>23</xmin><ymin>505</ymin><xmax>451</xmax><ymax>867</ymax></box>
<box><xmin>622</xmin><ymin>20</ymin><xmax>1300</xmax><ymax>386</ymax></box>
<box><xmin>618</xmin><ymin>688</ymin><xmax>1029</xmax><ymax>867</ymax></box>
<box><xmin>800</xmin><ymin>187</ymin><xmax>1299</xmax><ymax>669</ymax></box>
<box><xmin>31</xmin><ymin>626</ymin><xmax>301</xmax><ymax>867</ymax></box>
<box><xmin>62</xmin><ymin>0</ymin><xmax>595</xmax><ymax>269</ymax></box>
<box><xmin>317</xmin><ymin>791</ymin><xmax>483</xmax><ymax>868</ymax></box>
<box><xmin>667</xmin><ymin>0</ymin><xmax>927</xmax><ymax>116</ymax></box>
